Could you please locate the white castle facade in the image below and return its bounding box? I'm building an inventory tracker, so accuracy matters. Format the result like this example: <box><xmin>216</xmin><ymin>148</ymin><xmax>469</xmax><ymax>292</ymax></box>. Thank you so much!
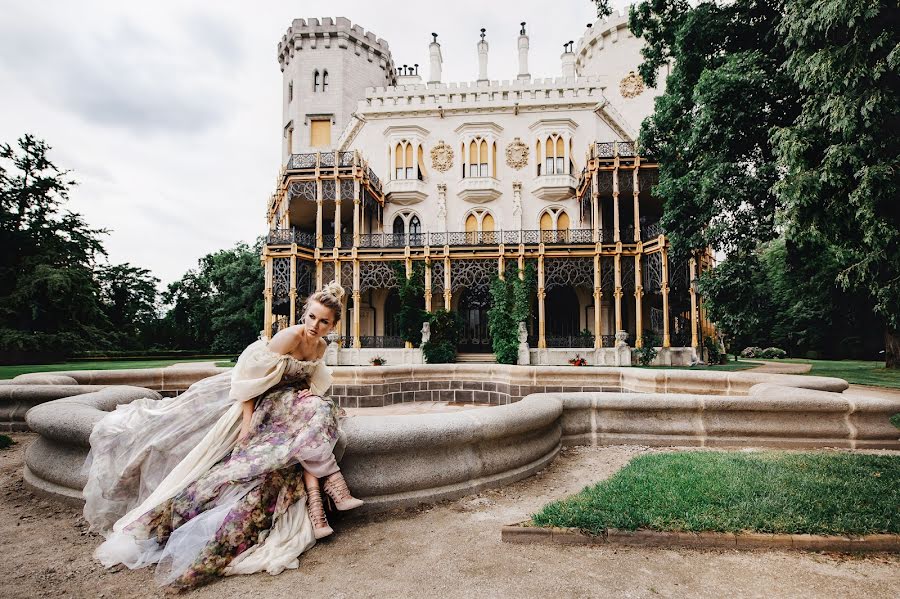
<box><xmin>263</xmin><ymin>13</ymin><xmax>712</xmax><ymax>366</ymax></box>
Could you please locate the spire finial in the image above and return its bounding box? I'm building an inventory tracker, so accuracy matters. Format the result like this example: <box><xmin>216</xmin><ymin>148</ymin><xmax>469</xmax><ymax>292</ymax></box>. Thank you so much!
<box><xmin>520</xmin><ymin>22</ymin><xmax>526</xmax><ymax>36</ymax></box>
<box><xmin>432</xmin><ymin>32</ymin><xmax>438</xmax><ymax>43</ymax></box>
<box><xmin>480</xmin><ymin>28</ymin><xmax>486</xmax><ymax>41</ymax></box>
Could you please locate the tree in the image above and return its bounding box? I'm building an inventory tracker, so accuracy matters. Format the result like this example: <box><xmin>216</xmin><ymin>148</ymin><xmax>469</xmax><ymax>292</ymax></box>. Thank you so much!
<box><xmin>0</xmin><ymin>135</ymin><xmax>110</xmax><ymax>362</ymax></box>
<box><xmin>774</xmin><ymin>0</ymin><xmax>900</xmax><ymax>367</ymax></box>
<box><xmin>160</xmin><ymin>240</ymin><xmax>264</xmax><ymax>353</ymax></box>
<box><xmin>392</xmin><ymin>263</ymin><xmax>426</xmax><ymax>345</ymax></box>
<box><xmin>630</xmin><ymin>0</ymin><xmax>798</xmax><ymax>258</ymax></box>
<box><xmin>96</xmin><ymin>263</ymin><xmax>160</xmax><ymax>349</ymax></box>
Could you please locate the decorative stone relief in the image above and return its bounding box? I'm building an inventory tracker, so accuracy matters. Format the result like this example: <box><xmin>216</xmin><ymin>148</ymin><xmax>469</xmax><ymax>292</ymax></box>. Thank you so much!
<box><xmin>619</xmin><ymin>71</ymin><xmax>645</xmax><ymax>99</ymax></box>
<box><xmin>505</xmin><ymin>137</ymin><xmax>529</xmax><ymax>170</ymax></box>
<box><xmin>430</xmin><ymin>140</ymin><xmax>454</xmax><ymax>172</ymax></box>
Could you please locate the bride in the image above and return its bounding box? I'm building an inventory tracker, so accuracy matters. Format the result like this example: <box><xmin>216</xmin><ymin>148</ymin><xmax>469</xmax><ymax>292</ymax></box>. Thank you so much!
<box><xmin>83</xmin><ymin>282</ymin><xmax>362</xmax><ymax>589</ymax></box>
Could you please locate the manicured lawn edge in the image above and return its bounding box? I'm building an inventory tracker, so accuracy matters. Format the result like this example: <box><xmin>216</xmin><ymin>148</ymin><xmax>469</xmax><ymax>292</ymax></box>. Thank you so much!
<box><xmin>501</xmin><ymin>523</ymin><xmax>900</xmax><ymax>553</ymax></box>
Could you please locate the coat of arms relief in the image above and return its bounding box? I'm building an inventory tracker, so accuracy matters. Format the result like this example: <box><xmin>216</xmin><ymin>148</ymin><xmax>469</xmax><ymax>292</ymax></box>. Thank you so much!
<box><xmin>505</xmin><ymin>137</ymin><xmax>528</xmax><ymax>170</ymax></box>
<box><xmin>430</xmin><ymin>140</ymin><xmax>454</xmax><ymax>172</ymax></box>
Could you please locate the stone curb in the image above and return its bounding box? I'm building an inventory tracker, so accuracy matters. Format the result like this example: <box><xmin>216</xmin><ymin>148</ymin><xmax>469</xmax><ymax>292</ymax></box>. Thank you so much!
<box><xmin>500</xmin><ymin>524</ymin><xmax>900</xmax><ymax>553</ymax></box>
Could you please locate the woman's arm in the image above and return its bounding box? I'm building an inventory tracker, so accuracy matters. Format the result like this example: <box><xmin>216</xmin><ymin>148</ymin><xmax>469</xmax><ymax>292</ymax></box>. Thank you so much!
<box><xmin>238</xmin><ymin>399</ymin><xmax>255</xmax><ymax>441</ymax></box>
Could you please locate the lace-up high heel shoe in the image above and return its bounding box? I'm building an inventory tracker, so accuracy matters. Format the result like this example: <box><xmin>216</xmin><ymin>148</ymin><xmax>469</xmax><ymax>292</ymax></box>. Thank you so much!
<box><xmin>306</xmin><ymin>488</ymin><xmax>333</xmax><ymax>539</ymax></box>
<box><xmin>322</xmin><ymin>471</ymin><xmax>364</xmax><ymax>511</ymax></box>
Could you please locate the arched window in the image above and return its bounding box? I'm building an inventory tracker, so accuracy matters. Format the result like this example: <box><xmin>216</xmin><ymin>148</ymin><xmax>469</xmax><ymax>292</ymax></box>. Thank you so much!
<box><xmin>409</xmin><ymin>215</ymin><xmax>421</xmax><ymax>236</ymax></box>
<box><xmin>464</xmin><ymin>209</ymin><xmax>495</xmax><ymax>243</ymax></box>
<box><xmin>468</xmin><ymin>140</ymin><xmax>478</xmax><ymax>178</ymax></box>
<box><xmin>393</xmin><ymin>215</ymin><xmax>406</xmax><ymax>236</ymax></box>
<box><xmin>539</xmin><ymin>134</ymin><xmax>568</xmax><ymax>175</ymax></box>
<box><xmin>288</xmin><ymin>81</ymin><xmax>293</xmax><ymax>102</ymax></box>
<box><xmin>393</xmin><ymin>141</ymin><xmax>418</xmax><ymax>180</ymax></box>
<box><xmin>539</xmin><ymin>207</ymin><xmax>569</xmax><ymax>241</ymax></box>
<box><xmin>313</xmin><ymin>70</ymin><xmax>320</xmax><ymax>92</ymax></box>
<box><xmin>322</xmin><ymin>70</ymin><xmax>329</xmax><ymax>91</ymax></box>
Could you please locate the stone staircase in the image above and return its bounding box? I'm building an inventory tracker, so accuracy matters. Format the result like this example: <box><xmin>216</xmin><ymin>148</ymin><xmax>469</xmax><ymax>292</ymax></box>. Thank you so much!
<box><xmin>455</xmin><ymin>353</ymin><xmax>497</xmax><ymax>363</ymax></box>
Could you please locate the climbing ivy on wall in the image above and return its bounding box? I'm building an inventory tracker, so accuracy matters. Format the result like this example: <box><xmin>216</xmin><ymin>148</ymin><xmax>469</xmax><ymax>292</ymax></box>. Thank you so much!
<box><xmin>488</xmin><ymin>264</ymin><xmax>536</xmax><ymax>364</ymax></box>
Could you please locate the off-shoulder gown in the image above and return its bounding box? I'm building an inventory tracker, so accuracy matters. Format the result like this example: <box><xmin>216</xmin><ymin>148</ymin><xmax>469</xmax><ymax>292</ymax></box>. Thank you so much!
<box><xmin>82</xmin><ymin>339</ymin><xmax>341</xmax><ymax>588</ymax></box>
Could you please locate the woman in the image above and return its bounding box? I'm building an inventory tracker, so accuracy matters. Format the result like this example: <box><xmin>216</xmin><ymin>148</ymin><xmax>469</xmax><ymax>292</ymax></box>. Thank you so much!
<box><xmin>83</xmin><ymin>282</ymin><xmax>362</xmax><ymax>589</ymax></box>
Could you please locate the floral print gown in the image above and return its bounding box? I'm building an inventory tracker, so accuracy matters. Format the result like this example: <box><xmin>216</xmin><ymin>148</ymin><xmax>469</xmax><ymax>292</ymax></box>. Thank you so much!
<box><xmin>84</xmin><ymin>343</ymin><xmax>340</xmax><ymax>589</ymax></box>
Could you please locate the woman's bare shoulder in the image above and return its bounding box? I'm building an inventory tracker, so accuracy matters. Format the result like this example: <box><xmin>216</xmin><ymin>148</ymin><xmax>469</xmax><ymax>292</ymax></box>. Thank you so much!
<box><xmin>267</xmin><ymin>326</ymin><xmax>304</xmax><ymax>353</ymax></box>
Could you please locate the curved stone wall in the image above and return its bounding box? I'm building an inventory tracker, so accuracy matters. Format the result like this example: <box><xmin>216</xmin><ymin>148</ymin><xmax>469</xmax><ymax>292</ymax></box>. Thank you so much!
<box><xmin>16</xmin><ymin>364</ymin><xmax>900</xmax><ymax>511</ymax></box>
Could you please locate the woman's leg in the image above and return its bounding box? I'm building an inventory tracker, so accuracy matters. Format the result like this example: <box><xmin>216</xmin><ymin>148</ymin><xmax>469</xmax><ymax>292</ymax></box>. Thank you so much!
<box><xmin>302</xmin><ymin>469</ymin><xmax>333</xmax><ymax>539</ymax></box>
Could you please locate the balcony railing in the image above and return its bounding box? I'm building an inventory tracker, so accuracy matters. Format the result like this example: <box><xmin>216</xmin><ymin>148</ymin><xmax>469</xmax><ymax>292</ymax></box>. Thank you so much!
<box><xmin>343</xmin><ymin>335</ymin><xmax>405</xmax><ymax>349</ymax></box>
<box><xmin>266</xmin><ymin>227</ymin><xmax>661</xmax><ymax>248</ymax></box>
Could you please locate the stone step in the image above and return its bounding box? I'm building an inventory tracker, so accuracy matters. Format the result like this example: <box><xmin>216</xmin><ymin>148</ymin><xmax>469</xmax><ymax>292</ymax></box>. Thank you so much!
<box><xmin>456</xmin><ymin>353</ymin><xmax>497</xmax><ymax>363</ymax></box>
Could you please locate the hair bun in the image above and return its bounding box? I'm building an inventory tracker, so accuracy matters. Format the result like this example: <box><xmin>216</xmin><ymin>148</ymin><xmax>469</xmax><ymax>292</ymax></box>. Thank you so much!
<box><xmin>322</xmin><ymin>280</ymin><xmax>345</xmax><ymax>301</ymax></box>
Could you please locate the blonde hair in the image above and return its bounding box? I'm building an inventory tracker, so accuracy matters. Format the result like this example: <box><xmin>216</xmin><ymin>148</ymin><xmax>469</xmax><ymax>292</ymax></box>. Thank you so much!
<box><xmin>302</xmin><ymin>280</ymin><xmax>344</xmax><ymax>323</ymax></box>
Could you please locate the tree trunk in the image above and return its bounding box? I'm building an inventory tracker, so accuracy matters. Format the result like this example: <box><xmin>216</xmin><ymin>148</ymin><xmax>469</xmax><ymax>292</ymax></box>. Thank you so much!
<box><xmin>886</xmin><ymin>327</ymin><xmax>900</xmax><ymax>369</ymax></box>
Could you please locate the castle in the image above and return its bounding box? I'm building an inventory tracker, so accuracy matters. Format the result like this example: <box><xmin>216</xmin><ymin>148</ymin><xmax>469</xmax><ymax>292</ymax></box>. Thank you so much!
<box><xmin>263</xmin><ymin>13</ymin><xmax>712</xmax><ymax>366</ymax></box>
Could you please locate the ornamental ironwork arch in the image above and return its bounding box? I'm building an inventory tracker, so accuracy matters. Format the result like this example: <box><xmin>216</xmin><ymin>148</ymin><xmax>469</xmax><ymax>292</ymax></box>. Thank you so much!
<box><xmin>321</xmin><ymin>261</ymin><xmax>335</xmax><ymax>287</ymax></box>
<box><xmin>450</xmin><ymin>259</ymin><xmax>497</xmax><ymax>293</ymax></box>
<box><xmin>360</xmin><ymin>261</ymin><xmax>399</xmax><ymax>293</ymax></box>
<box><xmin>600</xmin><ymin>256</ymin><xmax>615</xmax><ymax>292</ymax></box>
<box><xmin>341</xmin><ymin>262</ymin><xmax>353</xmax><ymax>295</ymax></box>
<box><xmin>642</xmin><ymin>252</ymin><xmax>663</xmax><ymax>293</ymax></box>
<box><xmin>544</xmin><ymin>257</ymin><xmax>593</xmax><ymax>291</ymax></box>
<box><xmin>288</xmin><ymin>180</ymin><xmax>317</xmax><ymax>201</ymax></box>
<box><xmin>430</xmin><ymin>260</ymin><xmax>445</xmax><ymax>294</ymax></box>
<box><xmin>621</xmin><ymin>256</ymin><xmax>636</xmax><ymax>292</ymax></box>
<box><xmin>273</xmin><ymin>258</ymin><xmax>291</xmax><ymax>305</ymax></box>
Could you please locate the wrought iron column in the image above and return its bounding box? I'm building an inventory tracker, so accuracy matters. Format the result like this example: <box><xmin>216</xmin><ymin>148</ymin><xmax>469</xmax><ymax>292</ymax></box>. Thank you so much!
<box><xmin>661</xmin><ymin>247</ymin><xmax>671</xmax><ymax>348</ymax></box>
<box><xmin>263</xmin><ymin>256</ymin><xmax>273</xmax><ymax>338</ymax></box>
<box><xmin>443</xmin><ymin>255</ymin><xmax>451</xmax><ymax>310</ymax></box>
<box><xmin>689</xmin><ymin>257</ymin><xmax>699</xmax><ymax>349</ymax></box>
<box><xmin>289</xmin><ymin>255</ymin><xmax>297</xmax><ymax>326</ymax></box>
<box><xmin>633</xmin><ymin>158</ymin><xmax>641</xmax><ymax>242</ymax></box>
<box><xmin>613</xmin><ymin>156</ymin><xmax>620</xmax><ymax>243</ymax></box>
<box><xmin>634</xmin><ymin>255</ymin><xmax>644</xmax><ymax>348</ymax></box>
<box><xmin>334</xmin><ymin>170</ymin><xmax>342</xmax><ymax>249</ymax></box>
<box><xmin>614</xmin><ymin>253</ymin><xmax>623</xmax><ymax>333</ymax></box>
<box><xmin>594</xmin><ymin>253</ymin><xmax>602</xmax><ymax>348</ymax></box>
<box><xmin>537</xmin><ymin>254</ymin><xmax>546</xmax><ymax>349</ymax></box>
<box><xmin>591</xmin><ymin>166</ymin><xmax>600</xmax><ymax>243</ymax></box>
<box><xmin>424</xmin><ymin>258</ymin><xmax>432</xmax><ymax>312</ymax></box>
<box><xmin>353</xmin><ymin>256</ymin><xmax>361</xmax><ymax>349</ymax></box>
<box><xmin>315</xmin><ymin>179</ymin><xmax>323</xmax><ymax>249</ymax></box>
<box><xmin>353</xmin><ymin>179</ymin><xmax>361</xmax><ymax>247</ymax></box>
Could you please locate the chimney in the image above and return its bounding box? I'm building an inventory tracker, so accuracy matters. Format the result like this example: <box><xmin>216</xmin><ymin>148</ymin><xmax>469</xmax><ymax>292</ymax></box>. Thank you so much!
<box><xmin>477</xmin><ymin>28</ymin><xmax>489</xmax><ymax>82</ymax></box>
<box><xmin>561</xmin><ymin>40</ymin><xmax>576</xmax><ymax>79</ymax></box>
<box><xmin>428</xmin><ymin>33</ymin><xmax>442</xmax><ymax>83</ymax></box>
<box><xmin>517</xmin><ymin>22</ymin><xmax>530</xmax><ymax>81</ymax></box>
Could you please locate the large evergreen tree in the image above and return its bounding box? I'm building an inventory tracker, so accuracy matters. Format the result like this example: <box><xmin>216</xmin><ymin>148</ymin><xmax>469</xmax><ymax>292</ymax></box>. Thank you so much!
<box><xmin>0</xmin><ymin>135</ymin><xmax>110</xmax><ymax>362</ymax></box>
<box><xmin>774</xmin><ymin>0</ymin><xmax>900</xmax><ymax>367</ymax></box>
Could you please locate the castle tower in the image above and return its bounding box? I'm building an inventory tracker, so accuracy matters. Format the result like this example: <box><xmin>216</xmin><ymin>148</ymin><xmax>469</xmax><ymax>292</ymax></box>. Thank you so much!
<box><xmin>277</xmin><ymin>17</ymin><xmax>395</xmax><ymax>159</ymax></box>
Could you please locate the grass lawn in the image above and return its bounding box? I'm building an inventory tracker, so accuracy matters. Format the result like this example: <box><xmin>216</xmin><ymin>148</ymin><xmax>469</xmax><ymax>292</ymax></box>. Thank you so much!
<box><xmin>777</xmin><ymin>358</ymin><xmax>900</xmax><ymax>389</ymax></box>
<box><xmin>532</xmin><ymin>451</ymin><xmax>900</xmax><ymax>536</ymax></box>
<box><xmin>0</xmin><ymin>359</ymin><xmax>232</xmax><ymax>380</ymax></box>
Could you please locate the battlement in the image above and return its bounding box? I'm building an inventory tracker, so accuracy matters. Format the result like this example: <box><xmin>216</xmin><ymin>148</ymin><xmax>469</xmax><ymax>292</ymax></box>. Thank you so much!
<box><xmin>277</xmin><ymin>17</ymin><xmax>394</xmax><ymax>72</ymax></box>
<box><xmin>360</xmin><ymin>76</ymin><xmax>608</xmax><ymax>112</ymax></box>
<box><xmin>574</xmin><ymin>9</ymin><xmax>634</xmax><ymax>72</ymax></box>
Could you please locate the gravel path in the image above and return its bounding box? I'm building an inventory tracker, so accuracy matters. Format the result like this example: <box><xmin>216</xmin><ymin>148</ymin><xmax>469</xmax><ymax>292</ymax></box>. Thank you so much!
<box><xmin>2</xmin><ymin>432</ymin><xmax>897</xmax><ymax>599</ymax></box>
<box><xmin>747</xmin><ymin>360</ymin><xmax>813</xmax><ymax>374</ymax></box>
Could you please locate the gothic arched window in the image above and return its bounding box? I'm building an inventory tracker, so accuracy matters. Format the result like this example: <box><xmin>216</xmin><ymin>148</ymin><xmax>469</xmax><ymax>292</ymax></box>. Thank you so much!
<box><xmin>322</xmin><ymin>70</ymin><xmax>329</xmax><ymax>91</ymax></box>
<box><xmin>313</xmin><ymin>70</ymin><xmax>320</xmax><ymax>92</ymax></box>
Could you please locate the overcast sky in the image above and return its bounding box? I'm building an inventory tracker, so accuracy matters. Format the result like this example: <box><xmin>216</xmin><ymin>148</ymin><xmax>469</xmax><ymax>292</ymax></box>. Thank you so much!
<box><xmin>0</xmin><ymin>0</ymin><xmax>633</xmax><ymax>286</ymax></box>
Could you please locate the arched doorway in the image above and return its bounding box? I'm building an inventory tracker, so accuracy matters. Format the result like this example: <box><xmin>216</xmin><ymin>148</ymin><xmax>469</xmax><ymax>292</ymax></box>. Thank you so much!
<box><xmin>457</xmin><ymin>285</ymin><xmax>492</xmax><ymax>353</ymax></box>
<box><xmin>545</xmin><ymin>287</ymin><xmax>580</xmax><ymax>340</ymax></box>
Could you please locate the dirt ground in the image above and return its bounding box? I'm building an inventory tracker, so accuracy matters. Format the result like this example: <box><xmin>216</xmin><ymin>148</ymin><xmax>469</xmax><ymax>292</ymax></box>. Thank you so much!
<box><xmin>2</xmin><ymin>433</ymin><xmax>897</xmax><ymax>599</ymax></box>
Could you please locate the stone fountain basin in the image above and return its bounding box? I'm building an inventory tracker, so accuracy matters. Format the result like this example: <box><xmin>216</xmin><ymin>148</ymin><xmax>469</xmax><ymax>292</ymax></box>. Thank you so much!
<box><xmin>13</xmin><ymin>365</ymin><xmax>900</xmax><ymax>512</ymax></box>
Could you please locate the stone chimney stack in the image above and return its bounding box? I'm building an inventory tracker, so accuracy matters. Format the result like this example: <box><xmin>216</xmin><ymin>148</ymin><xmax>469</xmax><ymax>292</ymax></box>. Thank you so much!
<box><xmin>561</xmin><ymin>40</ymin><xmax>576</xmax><ymax>79</ymax></box>
<box><xmin>477</xmin><ymin>28</ymin><xmax>489</xmax><ymax>82</ymax></box>
<box><xmin>517</xmin><ymin>22</ymin><xmax>530</xmax><ymax>81</ymax></box>
<box><xmin>428</xmin><ymin>32</ymin><xmax>442</xmax><ymax>83</ymax></box>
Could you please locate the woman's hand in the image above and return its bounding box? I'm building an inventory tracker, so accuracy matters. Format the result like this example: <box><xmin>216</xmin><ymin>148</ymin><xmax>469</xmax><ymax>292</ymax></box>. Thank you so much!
<box><xmin>237</xmin><ymin>419</ymin><xmax>254</xmax><ymax>442</ymax></box>
<box><xmin>296</xmin><ymin>389</ymin><xmax>312</xmax><ymax>401</ymax></box>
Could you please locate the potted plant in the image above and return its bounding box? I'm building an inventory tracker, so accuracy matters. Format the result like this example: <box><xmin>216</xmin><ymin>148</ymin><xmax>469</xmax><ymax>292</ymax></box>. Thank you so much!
<box><xmin>568</xmin><ymin>354</ymin><xmax>588</xmax><ymax>366</ymax></box>
<box><xmin>370</xmin><ymin>356</ymin><xmax>386</xmax><ymax>366</ymax></box>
